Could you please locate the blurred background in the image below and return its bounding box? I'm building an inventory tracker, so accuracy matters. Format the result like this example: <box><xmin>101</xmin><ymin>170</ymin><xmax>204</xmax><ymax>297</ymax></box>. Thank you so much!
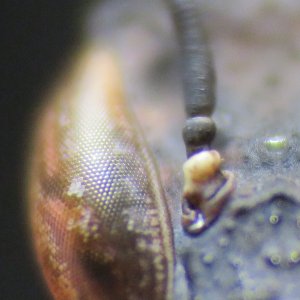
<box><xmin>2</xmin><ymin>0</ymin><xmax>300</xmax><ymax>299</ymax></box>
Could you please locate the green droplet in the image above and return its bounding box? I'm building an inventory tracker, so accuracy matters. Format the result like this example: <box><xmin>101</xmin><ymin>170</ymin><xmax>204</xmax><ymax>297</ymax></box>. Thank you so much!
<box><xmin>264</xmin><ymin>136</ymin><xmax>287</xmax><ymax>151</ymax></box>
<box><xmin>269</xmin><ymin>214</ymin><xmax>279</xmax><ymax>225</ymax></box>
<box><xmin>202</xmin><ymin>253</ymin><xmax>215</xmax><ymax>265</ymax></box>
<box><xmin>290</xmin><ymin>251</ymin><xmax>300</xmax><ymax>263</ymax></box>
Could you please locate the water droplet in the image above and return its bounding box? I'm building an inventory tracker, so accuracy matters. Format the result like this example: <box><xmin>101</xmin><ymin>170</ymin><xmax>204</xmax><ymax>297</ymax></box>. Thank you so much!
<box><xmin>264</xmin><ymin>136</ymin><xmax>287</xmax><ymax>151</ymax></box>
<box><xmin>270</xmin><ymin>254</ymin><xmax>281</xmax><ymax>266</ymax></box>
<box><xmin>202</xmin><ymin>253</ymin><xmax>215</xmax><ymax>265</ymax></box>
<box><xmin>290</xmin><ymin>251</ymin><xmax>300</xmax><ymax>264</ymax></box>
<box><xmin>265</xmin><ymin>252</ymin><xmax>281</xmax><ymax>267</ymax></box>
<box><xmin>269</xmin><ymin>214</ymin><xmax>280</xmax><ymax>225</ymax></box>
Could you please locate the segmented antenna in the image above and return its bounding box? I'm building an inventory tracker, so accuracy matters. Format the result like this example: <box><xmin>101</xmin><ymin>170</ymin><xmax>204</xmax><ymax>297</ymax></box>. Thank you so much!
<box><xmin>167</xmin><ymin>0</ymin><xmax>216</xmax><ymax>156</ymax></box>
<box><xmin>167</xmin><ymin>0</ymin><xmax>234</xmax><ymax>234</ymax></box>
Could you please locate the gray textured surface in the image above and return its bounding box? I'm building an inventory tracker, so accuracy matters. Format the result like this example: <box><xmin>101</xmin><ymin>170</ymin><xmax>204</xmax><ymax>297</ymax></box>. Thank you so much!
<box><xmin>175</xmin><ymin>133</ymin><xmax>300</xmax><ymax>299</ymax></box>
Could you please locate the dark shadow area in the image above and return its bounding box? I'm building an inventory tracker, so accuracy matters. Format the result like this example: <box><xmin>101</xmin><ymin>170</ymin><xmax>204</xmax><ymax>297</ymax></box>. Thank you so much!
<box><xmin>0</xmin><ymin>1</ymin><xmax>89</xmax><ymax>299</ymax></box>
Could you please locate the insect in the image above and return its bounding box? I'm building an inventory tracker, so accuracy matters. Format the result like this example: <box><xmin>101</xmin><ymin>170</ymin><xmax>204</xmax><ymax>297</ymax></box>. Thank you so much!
<box><xmin>27</xmin><ymin>0</ymin><xmax>234</xmax><ymax>299</ymax></box>
<box><xmin>28</xmin><ymin>1</ymin><xmax>300</xmax><ymax>300</ymax></box>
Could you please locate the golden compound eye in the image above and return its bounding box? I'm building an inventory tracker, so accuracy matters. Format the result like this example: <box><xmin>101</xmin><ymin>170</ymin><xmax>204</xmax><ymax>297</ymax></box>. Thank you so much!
<box><xmin>27</xmin><ymin>48</ymin><xmax>174</xmax><ymax>300</ymax></box>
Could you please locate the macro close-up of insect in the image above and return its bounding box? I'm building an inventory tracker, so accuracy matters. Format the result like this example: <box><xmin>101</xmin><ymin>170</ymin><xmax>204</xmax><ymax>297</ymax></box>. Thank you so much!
<box><xmin>3</xmin><ymin>0</ymin><xmax>300</xmax><ymax>299</ymax></box>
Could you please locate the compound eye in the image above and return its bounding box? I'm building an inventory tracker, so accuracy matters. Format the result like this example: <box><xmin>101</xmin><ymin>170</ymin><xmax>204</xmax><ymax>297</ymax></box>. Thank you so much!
<box><xmin>27</xmin><ymin>48</ymin><xmax>174</xmax><ymax>300</ymax></box>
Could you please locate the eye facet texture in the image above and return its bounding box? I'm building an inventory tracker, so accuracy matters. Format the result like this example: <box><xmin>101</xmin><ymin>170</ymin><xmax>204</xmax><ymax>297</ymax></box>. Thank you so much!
<box><xmin>28</xmin><ymin>48</ymin><xmax>174</xmax><ymax>300</ymax></box>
